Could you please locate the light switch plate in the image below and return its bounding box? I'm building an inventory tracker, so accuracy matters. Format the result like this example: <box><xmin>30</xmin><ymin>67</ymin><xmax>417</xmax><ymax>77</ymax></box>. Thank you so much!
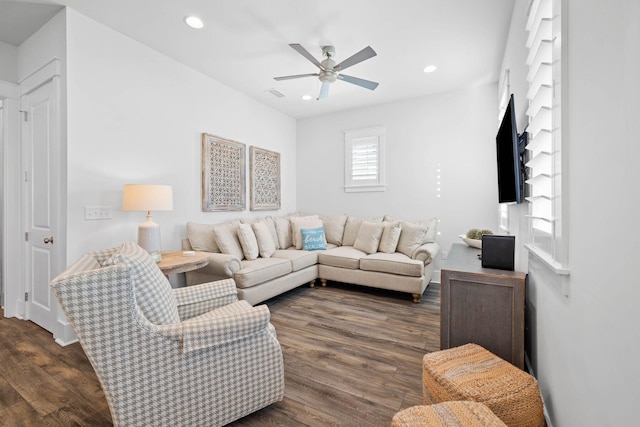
<box><xmin>85</xmin><ymin>206</ymin><xmax>112</xmax><ymax>220</ymax></box>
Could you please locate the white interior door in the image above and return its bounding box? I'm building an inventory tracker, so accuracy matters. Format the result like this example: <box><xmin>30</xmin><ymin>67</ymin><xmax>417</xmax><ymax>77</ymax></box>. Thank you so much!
<box><xmin>22</xmin><ymin>78</ymin><xmax>59</xmax><ymax>332</ymax></box>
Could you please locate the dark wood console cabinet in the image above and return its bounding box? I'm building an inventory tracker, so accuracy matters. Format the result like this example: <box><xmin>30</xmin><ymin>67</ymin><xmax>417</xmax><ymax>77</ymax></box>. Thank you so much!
<box><xmin>440</xmin><ymin>243</ymin><xmax>526</xmax><ymax>369</ymax></box>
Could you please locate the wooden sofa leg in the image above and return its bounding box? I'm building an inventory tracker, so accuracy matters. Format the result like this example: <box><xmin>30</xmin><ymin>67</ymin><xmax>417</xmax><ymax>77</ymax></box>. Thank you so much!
<box><xmin>412</xmin><ymin>294</ymin><xmax>421</xmax><ymax>304</ymax></box>
<box><xmin>309</xmin><ymin>279</ymin><xmax>316</xmax><ymax>288</ymax></box>
<box><xmin>320</xmin><ymin>279</ymin><xmax>327</xmax><ymax>287</ymax></box>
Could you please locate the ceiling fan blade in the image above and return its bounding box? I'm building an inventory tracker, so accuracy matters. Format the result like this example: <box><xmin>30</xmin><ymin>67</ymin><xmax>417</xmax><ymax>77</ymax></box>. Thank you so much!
<box><xmin>274</xmin><ymin>73</ymin><xmax>318</xmax><ymax>81</ymax></box>
<box><xmin>318</xmin><ymin>82</ymin><xmax>330</xmax><ymax>100</ymax></box>
<box><xmin>334</xmin><ymin>46</ymin><xmax>377</xmax><ymax>71</ymax></box>
<box><xmin>289</xmin><ymin>43</ymin><xmax>325</xmax><ymax>70</ymax></box>
<box><xmin>337</xmin><ymin>74</ymin><xmax>379</xmax><ymax>90</ymax></box>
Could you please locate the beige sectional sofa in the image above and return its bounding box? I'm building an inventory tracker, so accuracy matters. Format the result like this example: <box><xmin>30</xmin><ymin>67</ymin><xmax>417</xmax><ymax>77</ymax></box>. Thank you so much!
<box><xmin>182</xmin><ymin>214</ymin><xmax>440</xmax><ymax>305</ymax></box>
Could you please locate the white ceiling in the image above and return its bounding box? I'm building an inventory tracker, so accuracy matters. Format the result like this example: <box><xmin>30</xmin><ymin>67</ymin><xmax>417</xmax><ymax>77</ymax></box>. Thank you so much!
<box><xmin>1</xmin><ymin>0</ymin><xmax>515</xmax><ymax>119</ymax></box>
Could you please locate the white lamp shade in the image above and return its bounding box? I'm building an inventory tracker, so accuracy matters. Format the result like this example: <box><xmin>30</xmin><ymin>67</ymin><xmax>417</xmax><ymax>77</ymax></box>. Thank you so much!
<box><xmin>122</xmin><ymin>184</ymin><xmax>173</xmax><ymax>256</ymax></box>
<box><xmin>122</xmin><ymin>184</ymin><xmax>173</xmax><ymax>211</ymax></box>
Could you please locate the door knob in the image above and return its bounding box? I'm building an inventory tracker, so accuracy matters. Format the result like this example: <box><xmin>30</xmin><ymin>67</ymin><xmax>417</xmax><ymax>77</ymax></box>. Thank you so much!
<box><xmin>44</xmin><ymin>237</ymin><xmax>54</xmax><ymax>244</ymax></box>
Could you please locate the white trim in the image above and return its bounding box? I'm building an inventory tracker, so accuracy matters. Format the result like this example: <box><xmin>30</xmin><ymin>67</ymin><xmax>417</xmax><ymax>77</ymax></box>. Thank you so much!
<box><xmin>524</xmin><ymin>244</ymin><xmax>569</xmax><ymax>275</ymax></box>
<box><xmin>19</xmin><ymin>57</ymin><xmax>61</xmax><ymax>96</ymax></box>
<box><xmin>344</xmin><ymin>184</ymin><xmax>386</xmax><ymax>193</ymax></box>
<box><xmin>0</xmin><ymin>94</ymin><xmax>22</xmax><ymax>318</ymax></box>
<box><xmin>0</xmin><ymin>81</ymin><xmax>19</xmax><ymax>98</ymax></box>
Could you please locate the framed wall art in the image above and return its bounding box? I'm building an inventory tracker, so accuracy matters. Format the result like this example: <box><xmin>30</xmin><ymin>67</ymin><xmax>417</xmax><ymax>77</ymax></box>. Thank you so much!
<box><xmin>202</xmin><ymin>133</ymin><xmax>246</xmax><ymax>211</ymax></box>
<box><xmin>249</xmin><ymin>146</ymin><xmax>281</xmax><ymax>211</ymax></box>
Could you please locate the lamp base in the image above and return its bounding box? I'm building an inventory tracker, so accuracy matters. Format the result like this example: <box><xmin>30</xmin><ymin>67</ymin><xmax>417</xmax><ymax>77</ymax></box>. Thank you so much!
<box><xmin>138</xmin><ymin>218</ymin><xmax>161</xmax><ymax>261</ymax></box>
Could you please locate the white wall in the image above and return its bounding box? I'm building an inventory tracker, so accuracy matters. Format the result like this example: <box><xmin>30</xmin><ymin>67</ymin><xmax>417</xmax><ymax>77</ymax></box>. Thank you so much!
<box><xmin>297</xmin><ymin>84</ymin><xmax>500</xmax><ymax>276</ymax></box>
<box><xmin>500</xmin><ymin>1</ymin><xmax>640</xmax><ymax>425</ymax></box>
<box><xmin>0</xmin><ymin>41</ymin><xmax>18</xmax><ymax>83</ymax></box>
<box><xmin>64</xmin><ymin>9</ymin><xmax>297</xmax><ymax>271</ymax></box>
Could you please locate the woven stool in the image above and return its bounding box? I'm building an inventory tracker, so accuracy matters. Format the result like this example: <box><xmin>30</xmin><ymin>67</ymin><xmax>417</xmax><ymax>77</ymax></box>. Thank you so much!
<box><xmin>422</xmin><ymin>344</ymin><xmax>544</xmax><ymax>427</ymax></box>
<box><xmin>391</xmin><ymin>401</ymin><xmax>507</xmax><ymax>427</ymax></box>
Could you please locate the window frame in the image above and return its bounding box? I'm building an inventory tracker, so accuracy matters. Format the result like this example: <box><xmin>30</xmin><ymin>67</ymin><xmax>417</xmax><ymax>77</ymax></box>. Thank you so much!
<box><xmin>524</xmin><ymin>0</ymin><xmax>570</xmax><ymax>279</ymax></box>
<box><xmin>344</xmin><ymin>125</ymin><xmax>386</xmax><ymax>193</ymax></box>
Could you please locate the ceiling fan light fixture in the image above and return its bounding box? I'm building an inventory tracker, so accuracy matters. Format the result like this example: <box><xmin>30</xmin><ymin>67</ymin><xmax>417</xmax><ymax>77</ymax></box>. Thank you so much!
<box><xmin>423</xmin><ymin>65</ymin><xmax>438</xmax><ymax>73</ymax></box>
<box><xmin>184</xmin><ymin>15</ymin><xmax>204</xmax><ymax>29</ymax></box>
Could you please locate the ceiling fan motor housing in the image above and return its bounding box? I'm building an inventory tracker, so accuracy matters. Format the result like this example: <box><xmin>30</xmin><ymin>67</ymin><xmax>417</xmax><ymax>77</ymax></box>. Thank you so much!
<box><xmin>319</xmin><ymin>58</ymin><xmax>337</xmax><ymax>83</ymax></box>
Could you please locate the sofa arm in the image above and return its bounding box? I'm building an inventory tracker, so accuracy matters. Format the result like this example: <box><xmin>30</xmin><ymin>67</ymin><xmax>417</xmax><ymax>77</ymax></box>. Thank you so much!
<box><xmin>412</xmin><ymin>242</ymin><xmax>441</xmax><ymax>265</ymax></box>
<box><xmin>173</xmin><ymin>278</ymin><xmax>238</xmax><ymax>320</ymax></box>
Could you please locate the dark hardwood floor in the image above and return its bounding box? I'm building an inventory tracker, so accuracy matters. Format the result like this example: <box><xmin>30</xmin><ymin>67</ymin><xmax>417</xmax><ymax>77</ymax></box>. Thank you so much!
<box><xmin>0</xmin><ymin>282</ymin><xmax>440</xmax><ymax>426</ymax></box>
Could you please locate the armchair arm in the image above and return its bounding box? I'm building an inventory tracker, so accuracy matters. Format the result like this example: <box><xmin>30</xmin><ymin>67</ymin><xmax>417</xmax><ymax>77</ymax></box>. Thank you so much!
<box><xmin>173</xmin><ymin>278</ymin><xmax>238</xmax><ymax>320</ymax></box>
<box><xmin>412</xmin><ymin>242</ymin><xmax>441</xmax><ymax>265</ymax></box>
<box><xmin>181</xmin><ymin>304</ymin><xmax>271</xmax><ymax>352</ymax></box>
<box><xmin>148</xmin><ymin>302</ymin><xmax>272</xmax><ymax>353</ymax></box>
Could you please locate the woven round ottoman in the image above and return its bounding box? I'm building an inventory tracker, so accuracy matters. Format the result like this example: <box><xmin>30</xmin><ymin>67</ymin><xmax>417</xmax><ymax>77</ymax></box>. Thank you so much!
<box><xmin>422</xmin><ymin>344</ymin><xmax>544</xmax><ymax>427</ymax></box>
<box><xmin>392</xmin><ymin>401</ymin><xmax>507</xmax><ymax>427</ymax></box>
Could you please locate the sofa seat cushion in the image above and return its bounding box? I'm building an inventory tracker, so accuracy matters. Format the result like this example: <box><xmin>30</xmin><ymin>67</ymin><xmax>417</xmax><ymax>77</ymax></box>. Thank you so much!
<box><xmin>272</xmin><ymin>249</ymin><xmax>318</xmax><ymax>272</ymax></box>
<box><xmin>234</xmin><ymin>258</ymin><xmax>292</xmax><ymax>289</ymax></box>
<box><xmin>360</xmin><ymin>252</ymin><xmax>424</xmax><ymax>277</ymax></box>
<box><xmin>318</xmin><ymin>246</ymin><xmax>367</xmax><ymax>270</ymax></box>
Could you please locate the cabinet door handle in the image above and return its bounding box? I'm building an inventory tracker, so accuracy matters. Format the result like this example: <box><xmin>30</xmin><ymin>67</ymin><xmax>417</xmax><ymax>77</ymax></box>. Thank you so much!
<box><xmin>44</xmin><ymin>237</ymin><xmax>54</xmax><ymax>244</ymax></box>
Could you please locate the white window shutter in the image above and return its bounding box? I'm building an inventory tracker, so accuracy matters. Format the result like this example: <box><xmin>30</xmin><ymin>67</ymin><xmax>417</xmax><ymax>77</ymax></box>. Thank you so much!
<box><xmin>525</xmin><ymin>0</ymin><xmax>556</xmax><ymax>236</ymax></box>
<box><xmin>344</xmin><ymin>126</ymin><xmax>386</xmax><ymax>192</ymax></box>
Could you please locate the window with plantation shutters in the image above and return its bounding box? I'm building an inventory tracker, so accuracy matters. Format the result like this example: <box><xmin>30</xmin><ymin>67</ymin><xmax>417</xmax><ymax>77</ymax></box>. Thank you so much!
<box><xmin>524</xmin><ymin>0</ymin><xmax>568</xmax><ymax>275</ymax></box>
<box><xmin>344</xmin><ymin>126</ymin><xmax>386</xmax><ymax>192</ymax></box>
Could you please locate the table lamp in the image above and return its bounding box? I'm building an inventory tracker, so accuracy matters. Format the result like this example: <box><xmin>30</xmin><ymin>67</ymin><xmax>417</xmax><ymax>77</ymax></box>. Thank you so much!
<box><xmin>122</xmin><ymin>184</ymin><xmax>173</xmax><ymax>261</ymax></box>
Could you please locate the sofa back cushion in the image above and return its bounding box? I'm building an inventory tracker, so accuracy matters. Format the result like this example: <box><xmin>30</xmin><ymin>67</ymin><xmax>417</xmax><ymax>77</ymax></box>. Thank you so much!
<box><xmin>186</xmin><ymin>222</ymin><xmax>220</xmax><ymax>253</ymax></box>
<box><xmin>342</xmin><ymin>216</ymin><xmax>383</xmax><ymax>246</ymax></box>
<box><xmin>290</xmin><ymin>215</ymin><xmax>322</xmax><ymax>249</ymax></box>
<box><xmin>320</xmin><ymin>214</ymin><xmax>348</xmax><ymax>246</ymax></box>
<box><xmin>385</xmin><ymin>215</ymin><xmax>438</xmax><ymax>244</ymax></box>
<box><xmin>273</xmin><ymin>216</ymin><xmax>293</xmax><ymax>249</ymax></box>
<box><xmin>103</xmin><ymin>242</ymin><xmax>180</xmax><ymax>325</ymax></box>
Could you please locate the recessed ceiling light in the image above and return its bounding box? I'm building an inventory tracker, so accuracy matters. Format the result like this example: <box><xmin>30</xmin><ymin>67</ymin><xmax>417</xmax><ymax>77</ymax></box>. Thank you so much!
<box><xmin>301</xmin><ymin>94</ymin><xmax>312</xmax><ymax>101</ymax></box>
<box><xmin>423</xmin><ymin>65</ymin><xmax>438</xmax><ymax>73</ymax></box>
<box><xmin>184</xmin><ymin>15</ymin><xmax>204</xmax><ymax>29</ymax></box>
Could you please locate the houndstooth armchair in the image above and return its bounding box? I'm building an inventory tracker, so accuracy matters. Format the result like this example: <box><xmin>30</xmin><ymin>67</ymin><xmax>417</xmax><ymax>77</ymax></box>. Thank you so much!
<box><xmin>51</xmin><ymin>242</ymin><xmax>285</xmax><ymax>426</ymax></box>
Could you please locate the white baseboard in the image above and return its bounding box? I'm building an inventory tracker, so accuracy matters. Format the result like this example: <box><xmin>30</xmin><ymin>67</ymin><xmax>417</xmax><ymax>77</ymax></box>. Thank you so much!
<box><xmin>525</xmin><ymin>353</ymin><xmax>553</xmax><ymax>427</ymax></box>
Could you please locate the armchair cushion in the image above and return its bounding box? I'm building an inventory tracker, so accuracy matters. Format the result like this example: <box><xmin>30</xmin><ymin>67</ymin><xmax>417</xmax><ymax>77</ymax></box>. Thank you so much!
<box><xmin>103</xmin><ymin>241</ymin><xmax>180</xmax><ymax>325</ymax></box>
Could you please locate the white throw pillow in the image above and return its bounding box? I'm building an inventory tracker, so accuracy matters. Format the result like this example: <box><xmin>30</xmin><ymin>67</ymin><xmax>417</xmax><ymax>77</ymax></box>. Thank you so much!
<box><xmin>379</xmin><ymin>221</ymin><xmax>402</xmax><ymax>254</ymax></box>
<box><xmin>290</xmin><ymin>215</ymin><xmax>322</xmax><ymax>249</ymax></box>
<box><xmin>237</xmin><ymin>223</ymin><xmax>259</xmax><ymax>260</ymax></box>
<box><xmin>264</xmin><ymin>216</ymin><xmax>280</xmax><ymax>249</ymax></box>
<box><xmin>212</xmin><ymin>223</ymin><xmax>244</xmax><ymax>260</ymax></box>
<box><xmin>274</xmin><ymin>216</ymin><xmax>293</xmax><ymax>249</ymax></box>
<box><xmin>353</xmin><ymin>221</ymin><xmax>385</xmax><ymax>255</ymax></box>
<box><xmin>342</xmin><ymin>216</ymin><xmax>383</xmax><ymax>246</ymax></box>
<box><xmin>252</xmin><ymin>221</ymin><xmax>276</xmax><ymax>258</ymax></box>
<box><xmin>320</xmin><ymin>214</ymin><xmax>348</xmax><ymax>246</ymax></box>
<box><xmin>386</xmin><ymin>216</ymin><xmax>438</xmax><ymax>244</ymax></box>
<box><xmin>396</xmin><ymin>222</ymin><xmax>429</xmax><ymax>258</ymax></box>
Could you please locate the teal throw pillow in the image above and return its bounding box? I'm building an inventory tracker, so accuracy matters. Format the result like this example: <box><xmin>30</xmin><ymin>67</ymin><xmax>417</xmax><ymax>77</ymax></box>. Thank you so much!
<box><xmin>301</xmin><ymin>227</ymin><xmax>327</xmax><ymax>251</ymax></box>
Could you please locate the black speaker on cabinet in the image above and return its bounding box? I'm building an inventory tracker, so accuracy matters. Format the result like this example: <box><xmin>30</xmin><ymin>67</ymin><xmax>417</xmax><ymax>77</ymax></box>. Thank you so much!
<box><xmin>481</xmin><ymin>235</ymin><xmax>515</xmax><ymax>271</ymax></box>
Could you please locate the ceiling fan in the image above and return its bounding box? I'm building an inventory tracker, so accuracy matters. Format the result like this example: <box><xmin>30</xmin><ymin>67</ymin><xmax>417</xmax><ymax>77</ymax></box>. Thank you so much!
<box><xmin>274</xmin><ymin>43</ymin><xmax>379</xmax><ymax>100</ymax></box>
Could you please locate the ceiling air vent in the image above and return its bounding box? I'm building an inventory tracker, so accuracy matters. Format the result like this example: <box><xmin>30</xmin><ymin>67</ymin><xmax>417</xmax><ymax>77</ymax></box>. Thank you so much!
<box><xmin>266</xmin><ymin>88</ymin><xmax>286</xmax><ymax>98</ymax></box>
